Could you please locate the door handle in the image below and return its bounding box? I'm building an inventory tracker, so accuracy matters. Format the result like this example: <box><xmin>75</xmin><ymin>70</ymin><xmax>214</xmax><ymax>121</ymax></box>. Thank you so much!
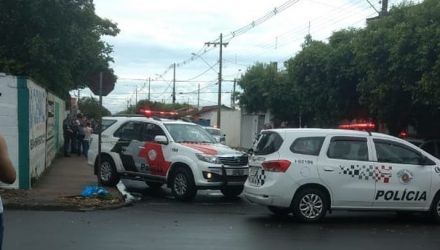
<box><xmin>323</xmin><ymin>167</ymin><xmax>335</xmax><ymax>172</ymax></box>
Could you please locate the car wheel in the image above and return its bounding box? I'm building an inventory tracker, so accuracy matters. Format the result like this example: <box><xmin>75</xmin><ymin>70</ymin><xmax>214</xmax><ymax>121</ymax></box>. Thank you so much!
<box><xmin>268</xmin><ymin>206</ymin><xmax>291</xmax><ymax>217</ymax></box>
<box><xmin>221</xmin><ymin>186</ymin><xmax>244</xmax><ymax>198</ymax></box>
<box><xmin>146</xmin><ymin>181</ymin><xmax>163</xmax><ymax>190</ymax></box>
<box><xmin>430</xmin><ymin>194</ymin><xmax>440</xmax><ymax>223</ymax></box>
<box><xmin>292</xmin><ymin>188</ymin><xmax>327</xmax><ymax>223</ymax></box>
<box><xmin>97</xmin><ymin>155</ymin><xmax>120</xmax><ymax>186</ymax></box>
<box><xmin>171</xmin><ymin>167</ymin><xmax>197</xmax><ymax>201</ymax></box>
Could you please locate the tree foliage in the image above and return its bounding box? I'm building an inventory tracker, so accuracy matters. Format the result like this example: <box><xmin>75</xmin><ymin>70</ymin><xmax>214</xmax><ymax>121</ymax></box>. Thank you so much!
<box><xmin>117</xmin><ymin>100</ymin><xmax>192</xmax><ymax>115</ymax></box>
<box><xmin>238</xmin><ymin>0</ymin><xmax>440</xmax><ymax>137</ymax></box>
<box><xmin>78</xmin><ymin>97</ymin><xmax>111</xmax><ymax>119</ymax></box>
<box><xmin>0</xmin><ymin>0</ymin><xmax>119</xmax><ymax>98</ymax></box>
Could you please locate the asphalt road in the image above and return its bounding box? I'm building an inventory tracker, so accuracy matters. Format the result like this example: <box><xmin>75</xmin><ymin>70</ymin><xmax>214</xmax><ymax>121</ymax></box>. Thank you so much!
<box><xmin>4</xmin><ymin>181</ymin><xmax>440</xmax><ymax>250</ymax></box>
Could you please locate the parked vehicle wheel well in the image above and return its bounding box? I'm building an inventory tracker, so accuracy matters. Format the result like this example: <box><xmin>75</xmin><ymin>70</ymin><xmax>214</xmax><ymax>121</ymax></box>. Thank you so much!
<box><xmin>167</xmin><ymin>162</ymin><xmax>193</xmax><ymax>187</ymax></box>
<box><xmin>292</xmin><ymin>184</ymin><xmax>331</xmax><ymax>211</ymax></box>
<box><xmin>430</xmin><ymin>190</ymin><xmax>440</xmax><ymax>209</ymax></box>
<box><xmin>94</xmin><ymin>153</ymin><xmax>114</xmax><ymax>175</ymax></box>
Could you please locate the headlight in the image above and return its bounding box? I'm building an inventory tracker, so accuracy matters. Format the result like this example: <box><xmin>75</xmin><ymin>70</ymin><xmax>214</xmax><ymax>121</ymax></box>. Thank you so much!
<box><xmin>196</xmin><ymin>153</ymin><xmax>222</xmax><ymax>164</ymax></box>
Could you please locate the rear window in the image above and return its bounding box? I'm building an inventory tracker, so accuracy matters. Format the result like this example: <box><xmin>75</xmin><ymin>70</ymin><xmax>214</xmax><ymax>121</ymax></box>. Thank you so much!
<box><xmin>254</xmin><ymin>132</ymin><xmax>283</xmax><ymax>155</ymax></box>
<box><xmin>290</xmin><ymin>137</ymin><xmax>325</xmax><ymax>156</ymax></box>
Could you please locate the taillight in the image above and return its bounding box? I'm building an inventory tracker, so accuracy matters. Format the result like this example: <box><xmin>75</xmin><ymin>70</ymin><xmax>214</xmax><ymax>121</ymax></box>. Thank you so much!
<box><xmin>262</xmin><ymin>160</ymin><xmax>291</xmax><ymax>172</ymax></box>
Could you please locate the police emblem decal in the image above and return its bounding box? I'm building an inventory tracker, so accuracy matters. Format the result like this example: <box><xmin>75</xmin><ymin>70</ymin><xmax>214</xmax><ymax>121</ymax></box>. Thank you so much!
<box><xmin>148</xmin><ymin>149</ymin><xmax>157</xmax><ymax>161</ymax></box>
<box><xmin>397</xmin><ymin>169</ymin><xmax>413</xmax><ymax>184</ymax></box>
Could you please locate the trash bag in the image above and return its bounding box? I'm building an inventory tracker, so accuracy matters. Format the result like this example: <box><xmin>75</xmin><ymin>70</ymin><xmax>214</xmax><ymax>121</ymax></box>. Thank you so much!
<box><xmin>80</xmin><ymin>185</ymin><xmax>110</xmax><ymax>198</ymax></box>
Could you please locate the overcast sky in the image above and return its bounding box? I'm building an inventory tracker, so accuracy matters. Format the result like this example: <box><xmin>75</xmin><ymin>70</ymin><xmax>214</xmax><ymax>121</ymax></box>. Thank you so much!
<box><xmin>73</xmin><ymin>0</ymin><xmax>414</xmax><ymax>113</ymax></box>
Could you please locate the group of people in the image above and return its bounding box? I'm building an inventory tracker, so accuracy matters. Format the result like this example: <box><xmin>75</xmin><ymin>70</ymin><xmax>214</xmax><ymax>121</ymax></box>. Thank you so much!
<box><xmin>63</xmin><ymin>113</ymin><xmax>93</xmax><ymax>158</ymax></box>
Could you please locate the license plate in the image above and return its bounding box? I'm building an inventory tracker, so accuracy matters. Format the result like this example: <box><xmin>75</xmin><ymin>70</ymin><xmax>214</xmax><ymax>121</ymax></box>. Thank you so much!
<box><xmin>248</xmin><ymin>167</ymin><xmax>264</xmax><ymax>186</ymax></box>
<box><xmin>227</xmin><ymin>168</ymin><xmax>247</xmax><ymax>176</ymax></box>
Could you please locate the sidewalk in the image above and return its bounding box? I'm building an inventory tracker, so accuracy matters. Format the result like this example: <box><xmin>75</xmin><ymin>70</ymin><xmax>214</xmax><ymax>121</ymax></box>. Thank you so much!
<box><xmin>0</xmin><ymin>154</ymin><xmax>125</xmax><ymax>211</ymax></box>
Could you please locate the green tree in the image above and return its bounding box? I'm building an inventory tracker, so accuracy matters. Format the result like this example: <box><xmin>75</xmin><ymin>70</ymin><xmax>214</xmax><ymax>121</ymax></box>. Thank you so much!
<box><xmin>355</xmin><ymin>0</ymin><xmax>440</xmax><ymax>136</ymax></box>
<box><xmin>238</xmin><ymin>62</ymin><xmax>277</xmax><ymax>114</ymax></box>
<box><xmin>117</xmin><ymin>100</ymin><xmax>192</xmax><ymax>115</ymax></box>
<box><xmin>0</xmin><ymin>0</ymin><xmax>119</xmax><ymax>98</ymax></box>
<box><xmin>286</xmin><ymin>38</ymin><xmax>337</xmax><ymax>127</ymax></box>
<box><xmin>78</xmin><ymin>97</ymin><xmax>111</xmax><ymax>119</ymax></box>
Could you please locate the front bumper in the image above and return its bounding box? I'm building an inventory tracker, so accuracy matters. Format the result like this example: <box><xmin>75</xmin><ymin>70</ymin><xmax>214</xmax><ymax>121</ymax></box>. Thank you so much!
<box><xmin>196</xmin><ymin>166</ymin><xmax>249</xmax><ymax>188</ymax></box>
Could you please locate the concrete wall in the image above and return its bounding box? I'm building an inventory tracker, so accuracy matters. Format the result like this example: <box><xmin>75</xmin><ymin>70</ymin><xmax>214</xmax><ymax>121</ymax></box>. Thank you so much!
<box><xmin>220</xmin><ymin>110</ymin><xmax>241</xmax><ymax>148</ymax></box>
<box><xmin>0</xmin><ymin>75</ymin><xmax>19</xmax><ymax>188</ymax></box>
<box><xmin>0</xmin><ymin>74</ymin><xmax>65</xmax><ymax>189</ymax></box>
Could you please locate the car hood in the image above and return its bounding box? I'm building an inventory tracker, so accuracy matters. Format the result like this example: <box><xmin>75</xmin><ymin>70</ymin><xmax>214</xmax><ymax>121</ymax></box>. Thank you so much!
<box><xmin>179</xmin><ymin>142</ymin><xmax>241</xmax><ymax>156</ymax></box>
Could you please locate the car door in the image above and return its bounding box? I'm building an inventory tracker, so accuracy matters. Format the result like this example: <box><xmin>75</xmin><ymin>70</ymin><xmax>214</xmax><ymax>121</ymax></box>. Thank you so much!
<box><xmin>318</xmin><ymin>135</ymin><xmax>375</xmax><ymax>208</ymax></box>
<box><xmin>138</xmin><ymin>122</ymin><xmax>170</xmax><ymax>176</ymax></box>
<box><xmin>111</xmin><ymin>121</ymin><xmax>144</xmax><ymax>172</ymax></box>
<box><xmin>372</xmin><ymin>138</ymin><xmax>433</xmax><ymax>209</ymax></box>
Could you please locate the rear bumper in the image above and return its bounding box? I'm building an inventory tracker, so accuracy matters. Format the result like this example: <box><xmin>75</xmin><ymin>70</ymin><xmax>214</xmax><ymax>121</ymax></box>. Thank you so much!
<box><xmin>243</xmin><ymin>179</ymin><xmax>296</xmax><ymax>208</ymax></box>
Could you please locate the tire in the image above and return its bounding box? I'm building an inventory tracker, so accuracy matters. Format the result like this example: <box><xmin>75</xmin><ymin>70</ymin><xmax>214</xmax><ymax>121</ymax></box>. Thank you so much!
<box><xmin>221</xmin><ymin>186</ymin><xmax>244</xmax><ymax>198</ymax></box>
<box><xmin>97</xmin><ymin>155</ymin><xmax>120</xmax><ymax>186</ymax></box>
<box><xmin>268</xmin><ymin>206</ymin><xmax>291</xmax><ymax>217</ymax></box>
<box><xmin>430</xmin><ymin>194</ymin><xmax>440</xmax><ymax>223</ymax></box>
<box><xmin>146</xmin><ymin>181</ymin><xmax>163</xmax><ymax>190</ymax></box>
<box><xmin>171</xmin><ymin>167</ymin><xmax>197</xmax><ymax>201</ymax></box>
<box><xmin>292</xmin><ymin>188</ymin><xmax>327</xmax><ymax>223</ymax></box>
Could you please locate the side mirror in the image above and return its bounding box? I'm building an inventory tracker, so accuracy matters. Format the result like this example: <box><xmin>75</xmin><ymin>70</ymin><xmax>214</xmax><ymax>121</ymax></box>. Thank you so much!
<box><xmin>154</xmin><ymin>135</ymin><xmax>168</xmax><ymax>145</ymax></box>
<box><xmin>247</xmin><ymin>148</ymin><xmax>254</xmax><ymax>155</ymax></box>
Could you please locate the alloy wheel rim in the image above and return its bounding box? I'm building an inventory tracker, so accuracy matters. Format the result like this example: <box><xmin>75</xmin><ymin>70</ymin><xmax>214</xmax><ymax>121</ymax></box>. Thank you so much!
<box><xmin>100</xmin><ymin>162</ymin><xmax>112</xmax><ymax>181</ymax></box>
<box><xmin>174</xmin><ymin>173</ymin><xmax>187</xmax><ymax>196</ymax></box>
<box><xmin>299</xmin><ymin>193</ymin><xmax>323</xmax><ymax>219</ymax></box>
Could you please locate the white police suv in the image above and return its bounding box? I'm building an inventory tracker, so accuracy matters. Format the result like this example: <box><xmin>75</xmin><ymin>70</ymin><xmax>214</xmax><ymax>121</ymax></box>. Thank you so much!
<box><xmin>88</xmin><ymin>113</ymin><xmax>248</xmax><ymax>201</ymax></box>
<box><xmin>244</xmin><ymin>128</ymin><xmax>440</xmax><ymax>223</ymax></box>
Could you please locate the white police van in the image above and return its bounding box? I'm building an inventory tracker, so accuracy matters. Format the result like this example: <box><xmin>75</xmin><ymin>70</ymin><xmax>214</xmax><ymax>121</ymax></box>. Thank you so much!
<box><xmin>244</xmin><ymin>128</ymin><xmax>440</xmax><ymax>222</ymax></box>
<box><xmin>88</xmin><ymin>111</ymin><xmax>248</xmax><ymax>201</ymax></box>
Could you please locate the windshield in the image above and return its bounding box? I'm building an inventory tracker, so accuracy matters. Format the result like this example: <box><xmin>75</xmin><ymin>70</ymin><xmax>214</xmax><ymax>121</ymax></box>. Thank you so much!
<box><xmin>165</xmin><ymin>124</ymin><xmax>216</xmax><ymax>143</ymax></box>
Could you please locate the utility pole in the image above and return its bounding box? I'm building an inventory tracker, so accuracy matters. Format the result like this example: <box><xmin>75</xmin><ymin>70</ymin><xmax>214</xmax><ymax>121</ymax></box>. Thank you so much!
<box><xmin>205</xmin><ymin>33</ymin><xmax>228</xmax><ymax>128</ymax></box>
<box><xmin>97</xmin><ymin>72</ymin><xmax>103</xmax><ymax>184</ymax></box>
<box><xmin>380</xmin><ymin>0</ymin><xmax>388</xmax><ymax>16</ymax></box>
<box><xmin>172</xmin><ymin>63</ymin><xmax>176</xmax><ymax>104</ymax></box>
<box><xmin>197</xmin><ymin>83</ymin><xmax>200</xmax><ymax>109</ymax></box>
<box><xmin>135</xmin><ymin>87</ymin><xmax>138</xmax><ymax>105</ymax></box>
<box><xmin>148</xmin><ymin>77</ymin><xmax>151</xmax><ymax>101</ymax></box>
<box><xmin>231</xmin><ymin>79</ymin><xmax>236</xmax><ymax>109</ymax></box>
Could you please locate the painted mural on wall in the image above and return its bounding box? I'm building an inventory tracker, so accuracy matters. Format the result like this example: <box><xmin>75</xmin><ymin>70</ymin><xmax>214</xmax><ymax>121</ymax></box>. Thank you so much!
<box><xmin>28</xmin><ymin>80</ymin><xmax>47</xmax><ymax>179</ymax></box>
<box><xmin>0</xmin><ymin>75</ymin><xmax>19</xmax><ymax>188</ymax></box>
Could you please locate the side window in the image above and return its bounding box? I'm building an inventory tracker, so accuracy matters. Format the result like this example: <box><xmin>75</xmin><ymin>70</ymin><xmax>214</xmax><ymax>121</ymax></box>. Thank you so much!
<box><xmin>141</xmin><ymin>123</ymin><xmax>165</xmax><ymax>142</ymax></box>
<box><xmin>254</xmin><ymin>132</ymin><xmax>283</xmax><ymax>155</ymax></box>
<box><xmin>374</xmin><ymin>139</ymin><xmax>422</xmax><ymax>165</ymax></box>
<box><xmin>290</xmin><ymin>137</ymin><xmax>325</xmax><ymax>156</ymax></box>
<box><xmin>327</xmin><ymin>137</ymin><xmax>368</xmax><ymax>161</ymax></box>
<box><xmin>114</xmin><ymin>121</ymin><xmax>143</xmax><ymax>141</ymax></box>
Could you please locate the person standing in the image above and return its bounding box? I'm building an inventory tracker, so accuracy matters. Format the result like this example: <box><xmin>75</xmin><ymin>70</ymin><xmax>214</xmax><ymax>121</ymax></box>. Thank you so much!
<box><xmin>0</xmin><ymin>134</ymin><xmax>17</xmax><ymax>249</ymax></box>
<box><xmin>62</xmin><ymin>117</ymin><xmax>73</xmax><ymax>157</ymax></box>
<box><xmin>82</xmin><ymin>122</ymin><xmax>93</xmax><ymax>158</ymax></box>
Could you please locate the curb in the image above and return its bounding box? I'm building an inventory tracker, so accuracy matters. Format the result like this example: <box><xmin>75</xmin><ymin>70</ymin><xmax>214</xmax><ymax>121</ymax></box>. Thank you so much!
<box><xmin>4</xmin><ymin>201</ymin><xmax>128</xmax><ymax>212</ymax></box>
<box><xmin>2</xmin><ymin>187</ymin><xmax>128</xmax><ymax>212</ymax></box>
